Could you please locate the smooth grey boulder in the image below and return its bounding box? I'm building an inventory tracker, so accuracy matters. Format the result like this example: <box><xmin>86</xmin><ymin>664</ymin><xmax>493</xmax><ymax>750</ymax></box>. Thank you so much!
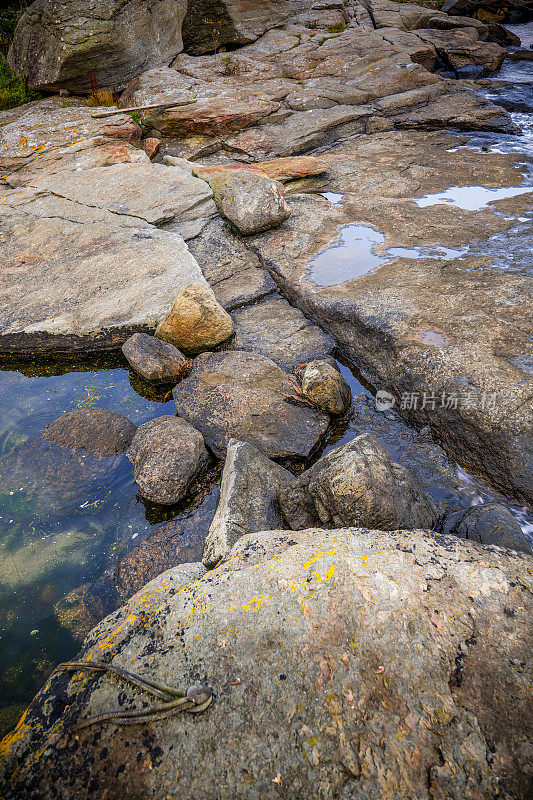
<box><xmin>299</xmin><ymin>357</ymin><xmax>352</xmax><ymax>414</ymax></box>
<box><xmin>4</xmin><ymin>528</ymin><xmax>532</xmax><ymax>800</ymax></box>
<box><xmin>126</xmin><ymin>415</ymin><xmax>209</xmax><ymax>506</ymax></box>
<box><xmin>203</xmin><ymin>439</ymin><xmax>293</xmax><ymax>569</ymax></box>
<box><xmin>442</xmin><ymin>502</ymin><xmax>532</xmax><ymax>554</ymax></box>
<box><xmin>204</xmin><ymin>170</ymin><xmax>292</xmax><ymax>235</ymax></box>
<box><xmin>279</xmin><ymin>432</ymin><xmax>437</xmax><ymax>531</ymax></box>
<box><xmin>8</xmin><ymin>0</ymin><xmax>188</xmax><ymax>92</ymax></box>
<box><xmin>172</xmin><ymin>350</ymin><xmax>330</xmax><ymax>460</ymax></box>
<box><xmin>42</xmin><ymin>407</ymin><xmax>137</xmax><ymax>456</ymax></box>
<box><xmin>122</xmin><ymin>332</ymin><xmax>187</xmax><ymax>383</ymax></box>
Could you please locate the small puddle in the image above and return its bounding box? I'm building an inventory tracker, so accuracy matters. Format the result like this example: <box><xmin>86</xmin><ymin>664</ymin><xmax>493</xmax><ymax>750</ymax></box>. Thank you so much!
<box><xmin>307</xmin><ymin>225</ymin><xmax>470</xmax><ymax>286</ymax></box>
<box><xmin>414</xmin><ymin>185</ymin><xmax>532</xmax><ymax>211</ymax></box>
<box><xmin>321</xmin><ymin>191</ymin><xmax>344</xmax><ymax>206</ymax></box>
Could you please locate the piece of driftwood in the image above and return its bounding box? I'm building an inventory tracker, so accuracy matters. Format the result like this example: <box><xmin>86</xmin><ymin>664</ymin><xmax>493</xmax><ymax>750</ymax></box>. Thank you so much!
<box><xmin>91</xmin><ymin>99</ymin><xmax>197</xmax><ymax>118</ymax></box>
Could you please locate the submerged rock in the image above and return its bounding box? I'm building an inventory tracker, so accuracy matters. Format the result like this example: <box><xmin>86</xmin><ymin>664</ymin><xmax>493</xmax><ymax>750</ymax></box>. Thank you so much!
<box><xmin>172</xmin><ymin>350</ymin><xmax>330</xmax><ymax>459</ymax></box>
<box><xmin>299</xmin><ymin>358</ymin><xmax>352</xmax><ymax>414</ymax></box>
<box><xmin>8</xmin><ymin>0</ymin><xmax>188</xmax><ymax>92</ymax></box>
<box><xmin>155</xmin><ymin>282</ymin><xmax>234</xmax><ymax>355</ymax></box>
<box><xmin>202</xmin><ymin>170</ymin><xmax>292</xmax><ymax>235</ymax></box>
<box><xmin>279</xmin><ymin>433</ymin><xmax>437</xmax><ymax>531</ymax></box>
<box><xmin>122</xmin><ymin>332</ymin><xmax>187</xmax><ymax>383</ymax></box>
<box><xmin>442</xmin><ymin>502</ymin><xmax>532</xmax><ymax>553</ymax></box>
<box><xmin>42</xmin><ymin>408</ymin><xmax>137</xmax><ymax>456</ymax></box>
<box><xmin>203</xmin><ymin>439</ymin><xmax>293</xmax><ymax>568</ymax></box>
<box><xmin>2</xmin><ymin>528</ymin><xmax>531</xmax><ymax>800</ymax></box>
<box><xmin>127</xmin><ymin>416</ymin><xmax>209</xmax><ymax>506</ymax></box>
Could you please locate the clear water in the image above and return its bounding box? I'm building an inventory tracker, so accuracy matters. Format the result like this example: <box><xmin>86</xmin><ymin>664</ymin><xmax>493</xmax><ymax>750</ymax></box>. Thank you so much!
<box><xmin>414</xmin><ymin>185</ymin><xmax>532</xmax><ymax>211</ymax></box>
<box><xmin>306</xmin><ymin>225</ymin><xmax>471</xmax><ymax>286</ymax></box>
<box><xmin>0</xmin><ymin>358</ymin><xmax>208</xmax><ymax>737</ymax></box>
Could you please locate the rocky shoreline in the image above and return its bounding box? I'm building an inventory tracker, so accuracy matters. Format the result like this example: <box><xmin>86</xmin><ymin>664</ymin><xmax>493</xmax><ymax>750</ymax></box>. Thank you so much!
<box><xmin>0</xmin><ymin>0</ymin><xmax>532</xmax><ymax>797</ymax></box>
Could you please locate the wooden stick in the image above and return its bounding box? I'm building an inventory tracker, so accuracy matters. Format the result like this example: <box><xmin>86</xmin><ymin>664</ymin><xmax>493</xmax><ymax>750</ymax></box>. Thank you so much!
<box><xmin>91</xmin><ymin>99</ymin><xmax>197</xmax><ymax>118</ymax></box>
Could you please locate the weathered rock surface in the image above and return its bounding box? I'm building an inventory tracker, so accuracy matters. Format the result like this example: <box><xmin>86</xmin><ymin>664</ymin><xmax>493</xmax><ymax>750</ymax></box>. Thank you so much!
<box><xmin>442</xmin><ymin>502</ymin><xmax>533</xmax><ymax>553</ymax></box>
<box><xmin>32</xmin><ymin>162</ymin><xmax>216</xmax><ymax>227</ymax></box>
<box><xmin>122</xmin><ymin>333</ymin><xmax>186</xmax><ymax>383</ymax></box>
<box><xmin>279</xmin><ymin>433</ymin><xmax>438</xmax><ymax>531</ymax></box>
<box><xmin>172</xmin><ymin>350</ymin><xmax>330</xmax><ymax>459</ymax></box>
<box><xmin>249</xmin><ymin>130</ymin><xmax>533</xmax><ymax>504</ymax></box>
<box><xmin>192</xmin><ymin>156</ymin><xmax>330</xmax><ymax>183</ymax></box>
<box><xmin>202</xmin><ymin>169</ymin><xmax>292</xmax><ymax>235</ymax></box>
<box><xmin>155</xmin><ymin>282</ymin><xmax>234</xmax><ymax>354</ymax></box>
<box><xmin>2</xmin><ymin>528</ymin><xmax>531</xmax><ymax>800</ymax></box>
<box><xmin>126</xmin><ymin>416</ymin><xmax>209</xmax><ymax>506</ymax></box>
<box><xmin>231</xmin><ymin>297</ymin><xmax>335</xmax><ymax>371</ymax></box>
<box><xmin>182</xmin><ymin>0</ymin><xmax>292</xmax><ymax>55</ymax></box>
<box><xmin>300</xmin><ymin>358</ymin><xmax>352</xmax><ymax>414</ymax></box>
<box><xmin>8</xmin><ymin>0</ymin><xmax>188</xmax><ymax>92</ymax></box>
<box><xmin>185</xmin><ymin>218</ymin><xmax>277</xmax><ymax>310</ymax></box>
<box><xmin>203</xmin><ymin>439</ymin><xmax>293</xmax><ymax>568</ymax></box>
<box><xmin>0</xmin><ymin>197</ymin><xmax>207</xmax><ymax>356</ymax></box>
<box><xmin>42</xmin><ymin>408</ymin><xmax>137</xmax><ymax>456</ymax></box>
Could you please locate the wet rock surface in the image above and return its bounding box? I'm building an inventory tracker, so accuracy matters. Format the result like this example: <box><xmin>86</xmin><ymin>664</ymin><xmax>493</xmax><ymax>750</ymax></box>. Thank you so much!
<box><xmin>442</xmin><ymin>501</ymin><xmax>533</xmax><ymax>553</ymax></box>
<box><xmin>203</xmin><ymin>439</ymin><xmax>293</xmax><ymax>568</ymax></box>
<box><xmin>43</xmin><ymin>408</ymin><xmax>137</xmax><ymax>456</ymax></box>
<box><xmin>172</xmin><ymin>350</ymin><xmax>330</xmax><ymax>460</ymax></box>
<box><xmin>299</xmin><ymin>358</ymin><xmax>352</xmax><ymax>414</ymax></box>
<box><xmin>127</xmin><ymin>416</ymin><xmax>209</xmax><ymax>506</ymax></box>
<box><xmin>122</xmin><ymin>333</ymin><xmax>187</xmax><ymax>384</ymax></box>
<box><xmin>279</xmin><ymin>432</ymin><xmax>438</xmax><ymax>531</ymax></box>
<box><xmin>2</xmin><ymin>528</ymin><xmax>531</xmax><ymax>800</ymax></box>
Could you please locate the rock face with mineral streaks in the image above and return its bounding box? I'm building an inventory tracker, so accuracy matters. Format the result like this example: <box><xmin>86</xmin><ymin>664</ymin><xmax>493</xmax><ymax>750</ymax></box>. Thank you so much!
<box><xmin>1</xmin><ymin>529</ymin><xmax>531</xmax><ymax>800</ymax></box>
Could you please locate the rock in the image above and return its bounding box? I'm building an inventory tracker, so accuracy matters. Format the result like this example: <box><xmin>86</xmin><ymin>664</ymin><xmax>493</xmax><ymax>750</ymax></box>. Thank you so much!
<box><xmin>181</xmin><ymin>0</ymin><xmax>292</xmax><ymax>55</ymax></box>
<box><xmin>441</xmin><ymin>0</ymin><xmax>531</xmax><ymax>23</ymax></box>
<box><xmin>146</xmin><ymin>95</ymin><xmax>280</xmax><ymax>138</ymax></box>
<box><xmin>3</xmin><ymin>528</ymin><xmax>532</xmax><ymax>800</ymax></box>
<box><xmin>485</xmin><ymin>23</ymin><xmax>522</xmax><ymax>47</ymax></box>
<box><xmin>417</xmin><ymin>28</ymin><xmax>507</xmax><ymax>75</ymax></box>
<box><xmin>192</xmin><ymin>156</ymin><xmax>330</xmax><ymax>183</ymax></box>
<box><xmin>442</xmin><ymin>502</ymin><xmax>532</xmax><ymax>554</ymax></box>
<box><xmin>122</xmin><ymin>333</ymin><xmax>187</xmax><ymax>383</ymax></box>
<box><xmin>121</xmin><ymin>67</ymin><xmax>195</xmax><ymax>107</ymax></box>
<box><xmin>249</xmin><ymin>130</ymin><xmax>532</xmax><ymax>505</ymax></box>
<box><xmin>141</xmin><ymin>138</ymin><xmax>161</xmax><ymax>159</ymax></box>
<box><xmin>185</xmin><ymin>218</ymin><xmax>277</xmax><ymax>311</ymax></box>
<box><xmin>53</xmin><ymin>584</ymin><xmax>101</xmax><ymax>645</ymax></box>
<box><xmin>202</xmin><ymin>170</ymin><xmax>292</xmax><ymax>235</ymax></box>
<box><xmin>0</xmin><ymin>99</ymin><xmax>143</xmax><ymax>188</ymax></box>
<box><xmin>7</xmin><ymin>0</ymin><xmax>188</xmax><ymax>92</ymax></box>
<box><xmin>203</xmin><ymin>439</ymin><xmax>293</xmax><ymax>568</ymax></box>
<box><xmin>172</xmin><ymin>350</ymin><xmax>330</xmax><ymax>459</ymax></box>
<box><xmin>299</xmin><ymin>358</ymin><xmax>352</xmax><ymax>414</ymax></box>
<box><xmin>113</xmin><ymin>491</ymin><xmax>217</xmax><ymax>602</ymax></box>
<box><xmin>42</xmin><ymin>408</ymin><xmax>137</xmax><ymax>456</ymax></box>
<box><xmin>82</xmin><ymin>571</ymin><xmax>121</xmax><ymax>620</ymax></box>
<box><xmin>155</xmin><ymin>282</ymin><xmax>234</xmax><ymax>354</ymax></box>
<box><xmin>126</xmin><ymin>416</ymin><xmax>209</xmax><ymax>506</ymax></box>
<box><xmin>32</xmin><ymin>162</ymin><xmax>216</xmax><ymax>227</ymax></box>
<box><xmin>0</xmin><ymin>203</ymin><xmax>207</xmax><ymax>357</ymax></box>
<box><xmin>231</xmin><ymin>297</ymin><xmax>335</xmax><ymax>372</ymax></box>
<box><xmin>279</xmin><ymin>433</ymin><xmax>437</xmax><ymax>531</ymax></box>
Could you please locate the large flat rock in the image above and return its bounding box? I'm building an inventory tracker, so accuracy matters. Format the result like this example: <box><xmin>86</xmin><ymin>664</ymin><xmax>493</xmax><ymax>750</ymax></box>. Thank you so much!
<box><xmin>2</xmin><ymin>528</ymin><xmax>531</xmax><ymax>799</ymax></box>
<box><xmin>248</xmin><ymin>131</ymin><xmax>533</xmax><ymax>504</ymax></box>
<box><xmin>172</xmin><ymin>350</ymin><xmax>330</xmax><ymax>459</ymax></box>
<box><xmin>0</xmin><ymin>203</ymin><xmax>206</xmax><ymax>356</ymax></box>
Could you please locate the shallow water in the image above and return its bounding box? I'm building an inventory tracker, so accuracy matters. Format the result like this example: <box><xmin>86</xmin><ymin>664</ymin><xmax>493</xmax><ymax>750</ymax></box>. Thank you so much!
<box><xmin>414</xmin><ymin>184</ymin><xmax>532</xmax><ymax>211</ymax></box>
<box><xmin>0</xmin><ymin>359</ymin><xmax>191</xmax><ymax>735</ymax></box>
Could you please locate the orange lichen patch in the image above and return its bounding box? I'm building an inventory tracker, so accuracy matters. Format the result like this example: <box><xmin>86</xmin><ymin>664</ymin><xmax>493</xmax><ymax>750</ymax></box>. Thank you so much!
<box><xmin>0</xmin><ymin>707</ymin><xmax>31</xmax><ymax>757</ymax></box>
<box><xmin>242</xmin><ymin>594</ymin><xmax>272</xmax><ymax>612</ymax></box>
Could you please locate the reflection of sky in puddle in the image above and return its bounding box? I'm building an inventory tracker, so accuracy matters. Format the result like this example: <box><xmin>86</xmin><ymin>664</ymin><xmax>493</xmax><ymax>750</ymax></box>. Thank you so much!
<box><xmin>307</xmin><ymin>224</ymin><xmax>470</xmax><ymax>286</ymax></box>
<box><xmin>321</xmin><ymin>191</ymin><xmax>344</xmax><ymax>206</ymax></box>
<box><xmin>414</xmin><ymin>185</ymin><xmax>532</xmax><ymax>211</ymax></box>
